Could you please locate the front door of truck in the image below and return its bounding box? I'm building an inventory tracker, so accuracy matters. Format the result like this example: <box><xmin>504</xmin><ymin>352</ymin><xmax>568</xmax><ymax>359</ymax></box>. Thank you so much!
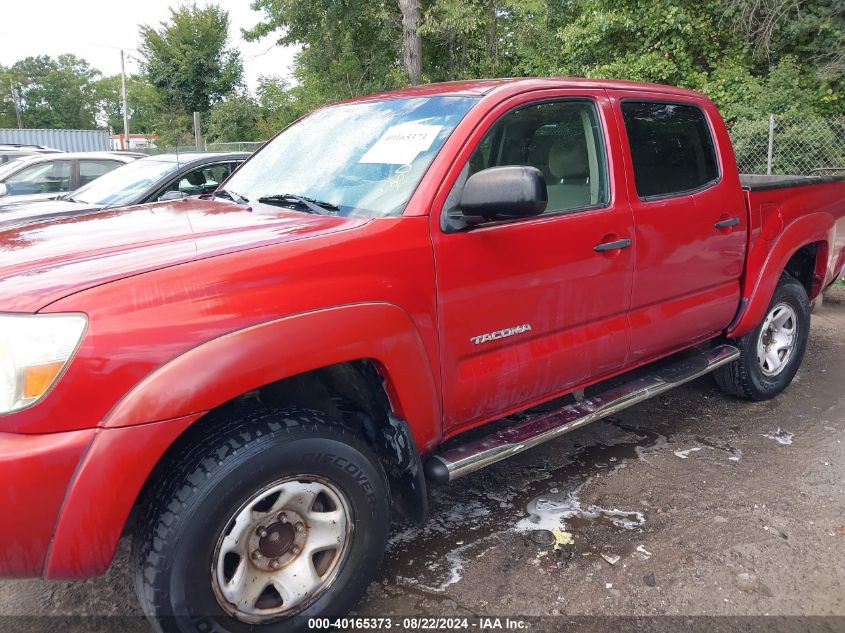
<box><xmin>431</xmin><ymin>91</ymin><xmax>635</xmax><ymax>433</ymax></box>
<box><xmin>609</xmin><ymin>93</ymin><xmax>748</xmax><ymax>362</ymax></box>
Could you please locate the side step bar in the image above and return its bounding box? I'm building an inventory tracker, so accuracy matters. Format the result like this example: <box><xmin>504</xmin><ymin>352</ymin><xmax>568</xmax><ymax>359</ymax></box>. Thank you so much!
<box><xmin>424</xmin><ymin>344</ymin><xmax>740</xmax><ymax>483</ymax></box>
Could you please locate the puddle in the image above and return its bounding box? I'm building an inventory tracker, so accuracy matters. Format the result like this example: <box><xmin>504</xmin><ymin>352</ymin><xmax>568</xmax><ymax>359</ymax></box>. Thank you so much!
<box><xmin>380</xmin><ymin>418</ymin><xmax>666</xmax><ymax>595</ymax></box>
<box><xmin>516</xmin><ymin>490</ymin><xmax>645</xmax><ymax>532</ymax></box>
<box><xmin>764</xmin><ymin>428</ymin><xmax>794</xmax><ymax>445</ymax></box>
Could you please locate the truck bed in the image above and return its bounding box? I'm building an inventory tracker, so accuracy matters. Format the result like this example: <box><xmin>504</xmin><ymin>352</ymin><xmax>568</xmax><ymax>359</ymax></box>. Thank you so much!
<box><xmin>740</xmin><ymin>173</ymin><xmax>845</xmax><ymax>191</ymax></box>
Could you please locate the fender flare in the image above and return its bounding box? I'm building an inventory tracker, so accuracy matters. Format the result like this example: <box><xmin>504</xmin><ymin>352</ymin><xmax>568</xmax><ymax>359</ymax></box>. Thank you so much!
<box><xmin>728</xmin><ymin>213</ymin><xmax>832</xmax><ymax>337</ymax></box>
<box><xmin>46</xmin><ymin>302</ymin><xmax>440</xmax><ymax>579</ymax></box>
<box><xmin>102</xmin><ymin>302</ymin><xmax>441</xmax><ymax>447</ymax></box>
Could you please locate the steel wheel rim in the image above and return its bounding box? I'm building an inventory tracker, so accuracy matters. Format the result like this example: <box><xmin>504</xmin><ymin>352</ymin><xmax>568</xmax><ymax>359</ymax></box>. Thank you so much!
<box><xmin>756</xmin><ymin>302</ymin><xmax>798</xmax><ymax>377</ymax></box>
<box><xmin>211</xmin><ymin>475</ymin><xmax>353</xmax><ymax>623</ymax></box>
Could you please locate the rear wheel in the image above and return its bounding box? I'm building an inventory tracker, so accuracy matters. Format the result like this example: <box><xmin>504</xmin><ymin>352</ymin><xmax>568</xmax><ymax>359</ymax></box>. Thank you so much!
<box><xmin>714</xmin><ymin>274</ymin><xmax>810</xmax><ymax>400</ymax></box>
<box><xmin>132</xmin><ymin>407</ymin><xmax>390</xmax><ymax>633</ymax></box>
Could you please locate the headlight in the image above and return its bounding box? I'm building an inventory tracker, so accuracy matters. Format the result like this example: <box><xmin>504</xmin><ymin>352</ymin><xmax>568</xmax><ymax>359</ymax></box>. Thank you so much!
<box><xmin>0</xmin><ymin>313</ymin><xmax>87</xmax><ymax>414</ymax></box>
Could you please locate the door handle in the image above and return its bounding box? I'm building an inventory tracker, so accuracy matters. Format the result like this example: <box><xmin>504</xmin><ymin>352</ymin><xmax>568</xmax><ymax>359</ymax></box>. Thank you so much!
<box><xmin>714</xmin><ymin>216</ymin><xmax>740</xmax><ymax>229</ymax></box>
<box><xmin>593</xmin><ymin>238</ymin><xmax>632</xmax><ymax>253</ymax></box>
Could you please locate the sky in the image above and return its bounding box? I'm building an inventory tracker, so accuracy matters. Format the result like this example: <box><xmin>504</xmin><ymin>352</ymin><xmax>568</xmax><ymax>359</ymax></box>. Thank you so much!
<box><xmin>0</xmin><ymin>0</ymin><xmax>299</xmax><ymax>91</ymax></box>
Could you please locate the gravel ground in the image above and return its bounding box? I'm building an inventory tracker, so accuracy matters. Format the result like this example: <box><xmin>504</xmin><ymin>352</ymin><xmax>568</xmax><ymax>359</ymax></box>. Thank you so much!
<box><xmin>2</xmin><ymin>285</ymin><xmax>844</xmax><ymax>632</ymax></box>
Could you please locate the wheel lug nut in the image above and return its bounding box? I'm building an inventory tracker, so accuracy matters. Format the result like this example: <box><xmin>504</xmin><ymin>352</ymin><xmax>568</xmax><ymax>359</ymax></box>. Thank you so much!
<box><xmin>291</xmin><ymin>545</ymin><xmax>300</xmax><ymax>555</ymax></box>
<box><xmin>295</xmin><ymin>522</ymin><xmax>304</xmax><ymax>534</ymax></box>
<box><xmin>277</xmin><ymin>513</ymin><xmax>287</xmax><ymax>523</ymax></box>
<box><xmin>251</xmin><ymin>550</ymin><xmax>261</xmax><ymax>560</ymax></box>
<box><xmin>270</xmin><ymin>558</ymin><xmax>280</xmax><ymax>569</ymax></box>
<box><xmin>257</xmin><ymin>527</ymin><xmax>268</xmax><ymax>538</ymax></box>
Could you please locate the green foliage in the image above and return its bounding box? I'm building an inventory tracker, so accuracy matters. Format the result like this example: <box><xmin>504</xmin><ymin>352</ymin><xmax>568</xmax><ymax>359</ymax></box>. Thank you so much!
<box><xmin>2</xmin><ymin>54</ymin><xmax>101</xmax><ymax>129</ymax></box>
<box><xmin>246</xmin><ymin>0</ymin><xmax>404</xmax><ymax>104</ymax></box>
<box><xmin>246</xmin><ymin>0</ymin><xmax>843</xmax><ymax>121</ymax></box>
<box><xmin>206</xmin><ymin>94</ymin><xmax>263</xmax><ymax>143</ymax></box>
<box><xmin>139</xmin><ymin>3</ymin><xmax>243</xmax><ymax>114</ymax></box>
<box><xmin>93</xmin><ymin>75</ymin><xmax>163</xmax><ymax>134</ymax></box>
<box><xmin>255</xmin><ymin>76</ymin><xmax>304</xmax><ymax>137</ymax></box>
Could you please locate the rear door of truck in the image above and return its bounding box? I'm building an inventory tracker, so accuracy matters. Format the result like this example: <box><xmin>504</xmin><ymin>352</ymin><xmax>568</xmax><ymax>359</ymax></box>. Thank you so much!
<box><xmin>608</xmin><ymin>91</ymin><xmax>748</xmax><ymax>362</ymax></box>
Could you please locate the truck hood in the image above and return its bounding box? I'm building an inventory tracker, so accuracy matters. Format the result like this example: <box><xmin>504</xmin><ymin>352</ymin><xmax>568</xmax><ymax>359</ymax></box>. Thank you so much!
<box><xmin>0</xmin><ymin>197</ymin><xmax>368</xmax><ymax>312</ymax></box>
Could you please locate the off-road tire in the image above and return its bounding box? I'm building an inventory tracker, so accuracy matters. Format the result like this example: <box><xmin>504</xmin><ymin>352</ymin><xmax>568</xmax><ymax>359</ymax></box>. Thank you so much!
<box><xmin>131</xmin><ymin>407</ymin><xmax>390</xmax><ymax>633</ymax></box>
<box><xmin>714</xmin><ymin>274</ymin><xmax>810</xmax><ymax>400</ymax></box>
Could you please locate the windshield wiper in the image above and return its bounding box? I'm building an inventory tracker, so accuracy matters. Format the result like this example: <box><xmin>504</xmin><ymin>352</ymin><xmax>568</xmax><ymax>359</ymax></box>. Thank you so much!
<box><xmin>257</xmin><ymin>193</ymin><xmax>339</xmax><ymax>215</ymax></box>
<box><xmin>214</xmin><ymin>188</ymin><xmax>249</xmax><ymax>205</ymax></box>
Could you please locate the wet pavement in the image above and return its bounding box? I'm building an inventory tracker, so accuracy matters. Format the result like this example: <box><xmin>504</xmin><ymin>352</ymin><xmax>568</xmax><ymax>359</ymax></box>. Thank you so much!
<box><xmin>2</xmin><ymin>285</ymin><xmax>844</xmax><ymax>629</ymax></box>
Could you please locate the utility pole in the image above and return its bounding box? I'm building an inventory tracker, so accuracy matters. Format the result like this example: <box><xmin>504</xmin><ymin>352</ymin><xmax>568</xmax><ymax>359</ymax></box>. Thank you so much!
<box><xmin>120</xmin><ymin>50</ymin><xmax>130</xmax><ymax>150</ymax></box>
<box><xmin>9</xmin><ymin>80</ymin><xmax>22</xmax><ymax>129</ymax></box>
<box><xmin>193</xmin><ymin>111</ymin><xmax>202</xmax><ymax>151</ymax></box>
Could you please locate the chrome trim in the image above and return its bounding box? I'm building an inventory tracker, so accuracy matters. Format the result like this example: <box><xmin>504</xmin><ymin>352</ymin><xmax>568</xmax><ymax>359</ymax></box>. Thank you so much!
<box><xmin>426</xmin><ymin>344</ymin><xmax>740</xmax><ymax>482</ymax></box>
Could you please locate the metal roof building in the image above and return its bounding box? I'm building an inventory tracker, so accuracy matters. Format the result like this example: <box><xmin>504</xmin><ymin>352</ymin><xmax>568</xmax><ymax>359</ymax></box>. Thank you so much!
<box><xmin>0</xmin><ymin>128</ymin><xmax>110</xmax><ymax>152</ymax></box>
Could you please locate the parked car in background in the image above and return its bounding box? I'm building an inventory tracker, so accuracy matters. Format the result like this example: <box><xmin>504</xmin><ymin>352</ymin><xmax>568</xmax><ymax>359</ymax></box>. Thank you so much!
<box><xmin>0</xmin><ymin>143</ymin><xmax>62</xmax><ymax>166</ymax></box>
<box><xmin>0</xmin><ymin>152</ymin><xmax>249</xmax><ymax>228</ymax></box>
<box><xmin>0</xmin><ymin>151</ymin><xmax>141</xmax><ymax>206</ymax></box>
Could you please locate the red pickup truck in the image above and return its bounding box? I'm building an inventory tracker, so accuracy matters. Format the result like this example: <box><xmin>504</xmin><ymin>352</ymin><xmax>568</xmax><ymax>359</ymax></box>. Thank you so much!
<box><xmin>1</xmin><ymin>78</ymin><xmax>844</xmax><ymax>631</ymax></box>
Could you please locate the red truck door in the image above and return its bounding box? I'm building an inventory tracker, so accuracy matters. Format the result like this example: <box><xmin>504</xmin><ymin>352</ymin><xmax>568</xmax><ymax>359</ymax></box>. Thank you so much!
<box><xmin>430</xmin><ymin>91</ymin><xmax>635</xmax><ymax>433</ymax></box>
<box><xmin>609</xmin><ymin>94</ymin><xmax>748</xmax><ymax>362</ymax></box>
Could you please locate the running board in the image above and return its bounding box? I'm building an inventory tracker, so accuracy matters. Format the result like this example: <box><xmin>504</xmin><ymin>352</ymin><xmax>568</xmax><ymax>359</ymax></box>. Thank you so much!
<box><xmin>424</xmin><ymin>344</ymin><xmax>740</xmax><ymax>483</ymax></box>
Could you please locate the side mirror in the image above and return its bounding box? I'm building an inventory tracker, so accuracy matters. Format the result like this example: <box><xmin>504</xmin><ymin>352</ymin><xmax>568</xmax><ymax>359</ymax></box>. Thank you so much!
<box><xmin>158</xmin><ymin>190</ymin><xmax>187</xmax><ymax>202</ymax></box>
<box><xmin>460</xmin><ymin>166</ymin><xmax>547</xmax><ymax>222</ymax></box>
<box><xmin>0</xmin><ymin>183</ymin><xmax>7</xmax><ymax>197</ymax></box>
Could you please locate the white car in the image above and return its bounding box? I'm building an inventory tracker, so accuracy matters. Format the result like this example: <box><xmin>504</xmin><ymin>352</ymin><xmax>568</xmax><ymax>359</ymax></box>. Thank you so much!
<box><xmin>0</xmin><ymin>151</ymin><xmax>142</xmax><ymax>206</ymax></box>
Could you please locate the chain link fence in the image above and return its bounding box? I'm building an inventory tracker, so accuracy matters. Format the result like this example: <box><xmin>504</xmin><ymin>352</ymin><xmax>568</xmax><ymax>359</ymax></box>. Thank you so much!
<box><xmin>142</xmin><ymin>141</ymin><xmax>266</xmax><ymax>156</ymax></box>
<box><xmin>728</xmin><ymin>115</ymin><xmax>845</xmax><ymax>176</ymax></box>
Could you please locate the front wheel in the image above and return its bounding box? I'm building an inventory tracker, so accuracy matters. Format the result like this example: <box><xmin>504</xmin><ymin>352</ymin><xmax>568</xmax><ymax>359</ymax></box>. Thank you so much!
<box><xmin>714</xmin><ymin>274</ymin><xmax>810</xmax><ymax>400</ymax></box>
<box><xmin>132</xmin><ymin>408</ymin><xmax>391</xmax><ymax>633</ymax></box>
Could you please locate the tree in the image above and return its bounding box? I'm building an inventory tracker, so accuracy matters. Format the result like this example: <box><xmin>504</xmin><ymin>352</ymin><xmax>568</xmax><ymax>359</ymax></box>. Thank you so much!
<box><xmin>399</xmin><ymin>0</ymin><xmax>423</xmax><ymax>84</ymax></box>
<box><xmin>94</xmin><ymin>74</ymin><xmax>163</xmax><ymax>134</ymax></box>
<box><xmin>206</xmin><ymin>94</ymin><xmax>262</xmax><ymax>143</ymax></box>
<box><xmin>246</xmin><ymin>0</ymin><xmax>405</xmax><ymax>104</ymax></box>
<box><xmin>255</xmin><ymin>76</ymin><xmax>305</xmax><ymax>137</ymax></box>
<box><xmin>5</xmin><ymin>55</ymin><xmax>101</xmax><ymax>128</ymax></box>
<box><xmin>139</xmin><ymin>3</ymin><xmax>243</xmax><ymax>115</ymax></box>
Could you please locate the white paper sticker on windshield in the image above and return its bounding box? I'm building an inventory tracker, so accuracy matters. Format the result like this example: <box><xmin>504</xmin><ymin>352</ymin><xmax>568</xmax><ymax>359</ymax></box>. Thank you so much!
<box><xmin>358</xmin><ymin>122</ymin><xmax>442</xmax><ymax>165</ymax></box>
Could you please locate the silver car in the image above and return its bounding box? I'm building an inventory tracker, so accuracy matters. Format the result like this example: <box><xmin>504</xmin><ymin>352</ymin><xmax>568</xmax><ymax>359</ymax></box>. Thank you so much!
<box><xmin>0</xmin><ymin>151</ymin><xmax>141</xmax><ymax>205</ymax></box>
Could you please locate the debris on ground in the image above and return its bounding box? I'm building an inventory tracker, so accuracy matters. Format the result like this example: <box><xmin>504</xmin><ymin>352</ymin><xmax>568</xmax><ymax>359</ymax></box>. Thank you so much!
<box><xmin>551</xmin><ymin>528</ymin><xmax>574</xmax><ymax>550</ymax></box>
<box><xmin>600</xmin><ymin>553</ymin><xmax>621</xmax><ymax>565</ymax></box>
<box><xmin>636</xmin><ymin>544</ymin><xmax>652</xmax><ymax>559</ymax></box>
<box><xmin>735</xmin><ymin>572</ymin><xmax>774</xmax><ymax>597</ymax></box>
<box><xmin>764</xmin><ymin>429</ymin><xmax>794</xmax><ymax>445</ymax></box>
<box><xmin>530</xmin><ymin>529</ymin><xmax>556</xmax><ymax>547</ymax></box>
<box><xmin>763</xmin><ymin>526</ymin><xmax>788</xmax><ymax>540</ymax></box>
<box><xmin>836</xmin><ymin>525</ymin><xmax>845</xmax><ymax>536</ymax></box>
<box><xmin>674</xmin><ymin>447</ymin><xmax>702</xmax><ymax>459</ymax></box>
<box><xmin>643</xmin><ymin>573</ymin><xmax>657</xmax><ymax>587</ymax></box>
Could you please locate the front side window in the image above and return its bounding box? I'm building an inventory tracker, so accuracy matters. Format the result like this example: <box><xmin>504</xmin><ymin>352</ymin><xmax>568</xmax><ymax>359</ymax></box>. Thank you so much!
<box><xmin>460</xmin><ymin>100</ymin><xmax>609</xmax><ymax>215</ymax></box>
<box><xmin>4</xmin><ymin>160</ymin><xmax>71</xmax><ymax>195</ymax></box>
<box><xmin>621</xmin><ymin>101</ymin><xmax>719</xmax><ymax>198</ymax></box>
<box><xmin>163</xmin><ymin>163</ymin><xmax>236</xmax><ymax>197</ymax></box>
<box><xmin>222</xmin><ymin>96</ymin><xmax>478</xmax><ymax>217</ymax></box>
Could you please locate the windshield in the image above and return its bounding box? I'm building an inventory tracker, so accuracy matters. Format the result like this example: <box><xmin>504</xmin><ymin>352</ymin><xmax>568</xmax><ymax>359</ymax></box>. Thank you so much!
<box><xmin>222</xmin><ymin>96</ymin><xmax>478</xmax><ymax>217</ymax></box>
<box><xmin>69</xmin><ymin>158</ymin><xmax>180</xmax><ymax>206</ymax></box>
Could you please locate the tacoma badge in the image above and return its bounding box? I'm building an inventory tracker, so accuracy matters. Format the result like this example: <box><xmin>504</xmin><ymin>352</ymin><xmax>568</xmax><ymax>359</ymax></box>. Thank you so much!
<box><xmin>470</xmin><ymin>323</ymin><xmax>532</xmax><ymax>345</ymax></box>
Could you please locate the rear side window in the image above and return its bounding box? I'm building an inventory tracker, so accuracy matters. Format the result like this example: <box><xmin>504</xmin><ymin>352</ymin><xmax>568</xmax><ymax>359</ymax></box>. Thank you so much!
<box><xmin>79</xmin><ymin>159</ymin><xmax>122</xmax><ymax>186</ymax></box>
<box><xmin>621</xmin><ymin>102</ymin><xmax>718</xmax><ymax>198</ymax></box>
